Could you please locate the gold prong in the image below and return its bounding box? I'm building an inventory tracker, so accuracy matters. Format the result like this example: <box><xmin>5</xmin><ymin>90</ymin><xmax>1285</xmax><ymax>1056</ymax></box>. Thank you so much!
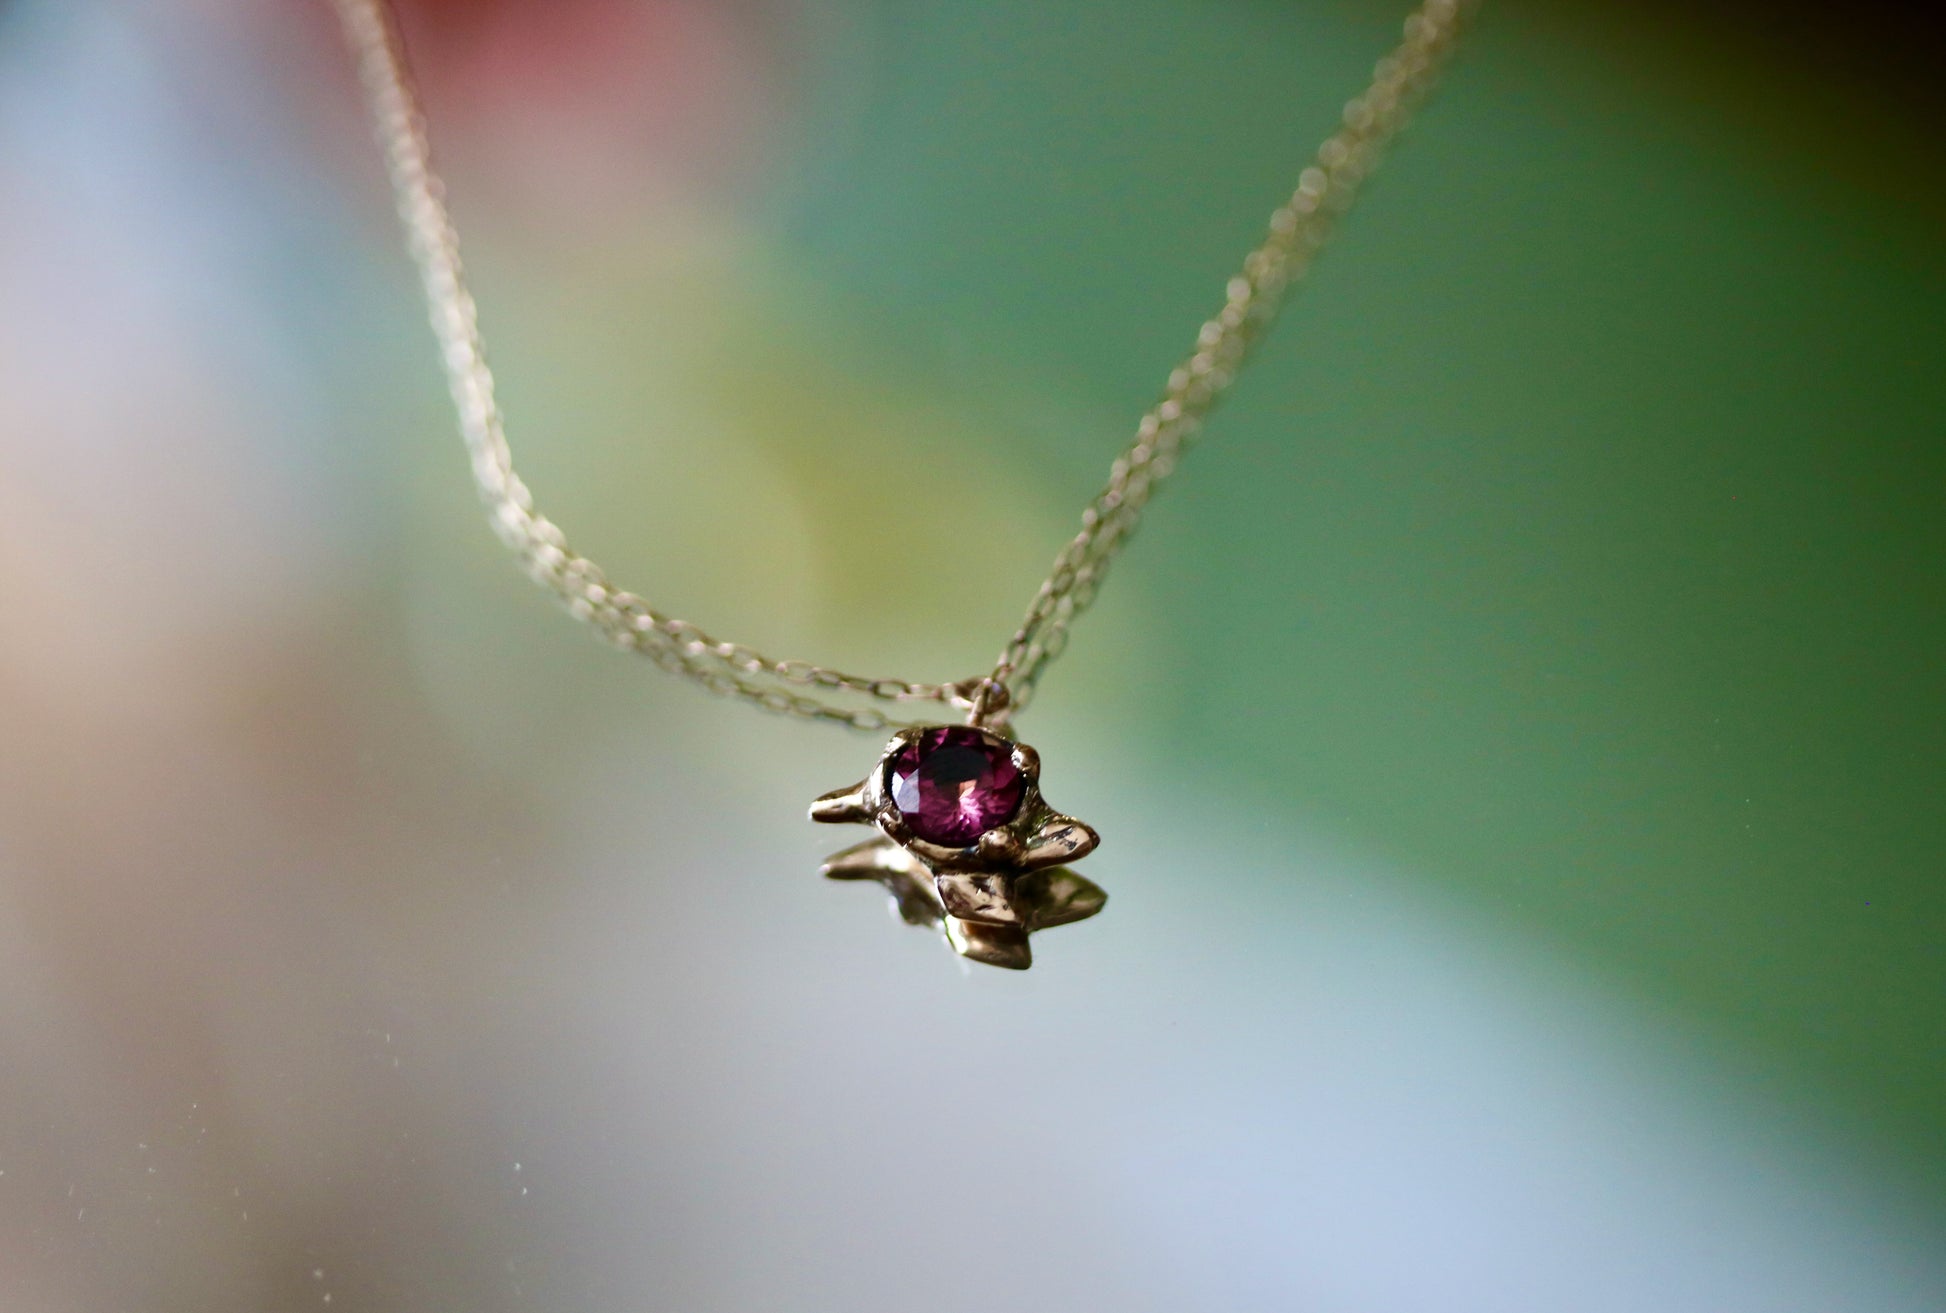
<box><xmin>1020</xmin><ymin>814</ymin><xmax>1099</xmax><ymax>869</ymax></box>
<box><xmin>935</xmin><ymin>873</ymin><xmax>1023</xmax><ymax>926</ymax></box>
<box><xmin>808</xmin><ymin>779</ymin><xmax>873</xmax><ymax>824</ymax></box>
<box><xmin>1009</xmin><ymin>742</ymin><xmax>1040</xmax><ymax>779</ymax></box>
<box><xmin>1015</xmin><ymin>868</ymin><xmax>1107</xmax><ymax>930</ymax></box>
<box><xmin>945</xmin><ymin>917</ymin><xmax>1032</xmax><ymax>970</ymax></box>
<box><xmin>976</xmin><ymin>828</ymin><xmax>1025</xmax><ymax>865</ymax></box>
<box><xmin>820</xmin><ymin>835</ymin><xmax>914</xmax><ymax>880</ymax></box>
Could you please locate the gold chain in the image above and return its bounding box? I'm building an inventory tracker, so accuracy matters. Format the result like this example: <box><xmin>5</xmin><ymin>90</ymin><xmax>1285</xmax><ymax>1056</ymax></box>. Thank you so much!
<box><xmin>332</xmin><ymin>0</ymin><xmax>1474</xmax><ymax>733</ymax></box>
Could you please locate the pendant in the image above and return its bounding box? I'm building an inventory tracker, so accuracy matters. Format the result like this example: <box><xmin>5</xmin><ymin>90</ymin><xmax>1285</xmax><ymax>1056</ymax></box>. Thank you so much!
<box><xmin>810</xmin><ymin>725</ymin><xmax>1106</xmax><ymax>969</ymax></box>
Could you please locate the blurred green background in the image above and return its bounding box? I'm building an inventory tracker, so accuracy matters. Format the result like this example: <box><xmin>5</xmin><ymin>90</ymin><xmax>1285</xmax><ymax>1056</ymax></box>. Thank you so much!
<box><xmin>1</xmin><ymin>0</ymin><xmax>1942</xmax><ymax>1308</ymax></box>
<box><xmin>756</xmin><ymin>0</ymin><xmax>1946</xmax><ymax>1181</ymax></box>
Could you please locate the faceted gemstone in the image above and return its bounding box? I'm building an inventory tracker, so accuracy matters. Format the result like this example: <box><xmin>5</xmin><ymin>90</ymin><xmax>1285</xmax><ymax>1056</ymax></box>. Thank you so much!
<box><xmin>885</xmin><ymin>727</ymin><xmax>1026</xmax><ymax>846</ymax></box>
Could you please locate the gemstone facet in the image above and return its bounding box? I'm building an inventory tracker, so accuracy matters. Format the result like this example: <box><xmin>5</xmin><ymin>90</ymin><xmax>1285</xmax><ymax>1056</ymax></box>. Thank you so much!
<box><xmin>885</xmin><ymin>726</ymin><xmax>1024</xmax><ymax>846</ymax></box>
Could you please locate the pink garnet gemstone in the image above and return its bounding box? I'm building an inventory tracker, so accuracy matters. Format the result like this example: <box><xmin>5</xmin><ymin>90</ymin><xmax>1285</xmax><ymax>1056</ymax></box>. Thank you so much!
<box><xmin>885</xmin><ymin>727</ymin><xmax>1026</xmax><ymax>846</ymax></box>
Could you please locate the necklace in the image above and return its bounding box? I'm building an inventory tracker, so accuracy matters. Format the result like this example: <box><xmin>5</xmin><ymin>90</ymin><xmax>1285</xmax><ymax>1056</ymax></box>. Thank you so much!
<box><xmin>333</xmin><ymin>0</ymin><xmax>1474</xmax><ymax>968</ymax></box>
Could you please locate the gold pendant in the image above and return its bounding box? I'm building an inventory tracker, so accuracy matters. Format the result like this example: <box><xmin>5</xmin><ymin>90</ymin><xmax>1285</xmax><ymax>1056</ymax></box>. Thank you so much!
<box><xmin>810</xmin><ymin>726</ymin><xmax>1105</xmax><ymax>969</ymax></box>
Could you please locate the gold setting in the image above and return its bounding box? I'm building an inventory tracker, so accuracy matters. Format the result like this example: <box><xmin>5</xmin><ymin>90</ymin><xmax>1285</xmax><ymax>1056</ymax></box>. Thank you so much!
<box><xmin>811</xmin><ymin>728</ymin><xmax>1105</xmax><ymax>969</ymax></box>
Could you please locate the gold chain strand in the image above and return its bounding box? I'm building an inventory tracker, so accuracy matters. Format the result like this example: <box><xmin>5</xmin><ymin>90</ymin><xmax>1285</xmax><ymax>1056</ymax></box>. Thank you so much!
<box><xmin>983</xmin><ymin>0</ymin><xmax>1472</xmax><ymax>717</ymax></box>
<box><xmin>332</xmin><ymin>0</ymin><xmax>1474</xmax><ymax>732</ymax></box>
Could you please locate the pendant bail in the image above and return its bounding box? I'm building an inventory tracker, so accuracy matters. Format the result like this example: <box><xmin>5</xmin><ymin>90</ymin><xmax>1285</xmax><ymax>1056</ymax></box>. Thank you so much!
<box><xmin>954</xmin><ymin>676</ymin><xmax>1013</xmax><ymax>732</ymax></box>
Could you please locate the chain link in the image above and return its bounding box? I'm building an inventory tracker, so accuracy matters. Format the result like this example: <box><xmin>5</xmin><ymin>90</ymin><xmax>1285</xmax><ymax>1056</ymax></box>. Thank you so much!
<box><xmin>332</xmin><ymin>0</ymin><xmax>1473</xmax><ymax>731</ymax></box>
<box><xmin>986</xmin><ymin>0</ymin><xmax>1473</xmax><ymax>712</ymax></box>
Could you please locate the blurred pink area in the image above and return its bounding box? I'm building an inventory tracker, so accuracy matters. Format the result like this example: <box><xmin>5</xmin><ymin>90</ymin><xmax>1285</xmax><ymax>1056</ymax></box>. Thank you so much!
<box><xmin>381</xmin><ymin>0</ymin><xmax>791</xmax><ymax>223</ymax></box>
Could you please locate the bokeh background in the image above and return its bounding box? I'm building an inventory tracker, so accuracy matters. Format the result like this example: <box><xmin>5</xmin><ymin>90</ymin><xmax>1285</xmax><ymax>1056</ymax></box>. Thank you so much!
<box><xmin>1</xmin><ymin>1</ymin><xmax>1942</xmax><ymax>1309</ymax></box>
